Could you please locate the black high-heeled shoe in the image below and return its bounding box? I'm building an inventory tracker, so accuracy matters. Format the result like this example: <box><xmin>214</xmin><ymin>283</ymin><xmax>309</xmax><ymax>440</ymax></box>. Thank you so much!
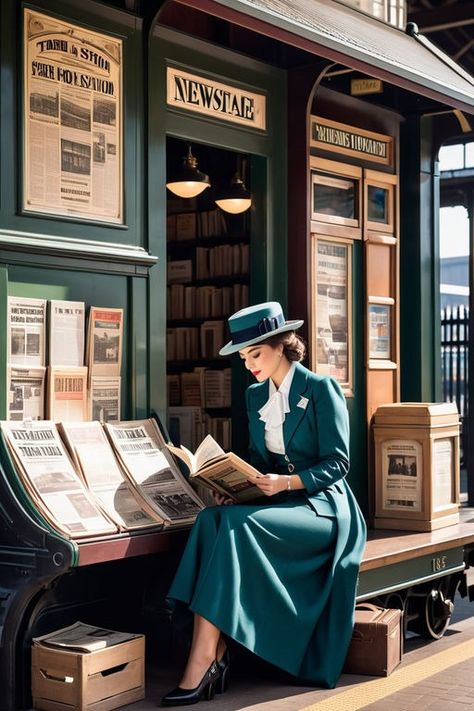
<box><xmin>216</xmin><ymin>649</ymin><xmax>230</xmax><ymax>694</ymax></box>
<box><xmin>161</xmin><ymin>660</ymin><xmax>220</xmax><ymax>707</ymax></box>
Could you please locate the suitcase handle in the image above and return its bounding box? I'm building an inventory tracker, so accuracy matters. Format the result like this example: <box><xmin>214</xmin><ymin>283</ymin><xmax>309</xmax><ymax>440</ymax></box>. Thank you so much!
<box><xmin>355</xmin><ymin>603</ymin><xmax>381</xmax><ymax>612</ymax></box>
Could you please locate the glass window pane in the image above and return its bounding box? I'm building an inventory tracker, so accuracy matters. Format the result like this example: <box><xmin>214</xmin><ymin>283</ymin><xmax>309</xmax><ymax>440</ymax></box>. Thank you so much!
<box><xmin>368</xmin><ymin>185</ymin><xmax>389</xmax><ymax>223</ymax></box>
<box><xmin>465</xmin><ymin>142</ymin><xmax>474</xmax><ymax>168</ymax></box>
<box><xmin>313</xmin><ymin>173</ymin><xmax>358</xmax><ymax>220</ymax></box>
<box><xmin>439</xmin><ymin>144</ymin><xmax>464</xmax><ymax>171</ymax></box>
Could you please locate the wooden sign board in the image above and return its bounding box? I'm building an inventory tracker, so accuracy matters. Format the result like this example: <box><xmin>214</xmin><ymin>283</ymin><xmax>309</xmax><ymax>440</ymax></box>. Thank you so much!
<box><xmin>310</xmin><ymin>116</ymin><xmax>393</xmax><ymax>167</ymax></box>
<box><xmin>373</xmin><ymin>402</ymin><xmax>460</xmax><ymax>531</ymax></box>
<box><xmin>167</xmin><ymin>67</ymin><xmax>266</xmax><ymax>131</ymax></box>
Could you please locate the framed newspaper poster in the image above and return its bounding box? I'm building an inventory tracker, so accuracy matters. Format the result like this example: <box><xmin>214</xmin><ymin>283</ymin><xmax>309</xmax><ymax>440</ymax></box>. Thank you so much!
<box><xmin>23</xmin><ymin>9</ymin><xmax>123</xmax><ymax>223</ymax></box>
<box><xmin>311</xmin><ymin>236</ymin><xmax>352</xmax><ymax>394</ymax></box>
<box><xmin>381</xmin><ymin>439</ymin><xmax>422</xmax><ymax>513</ymax></box>
<box><xmin>368</xmin><ymin>302</ymin><xmax>391</xmax><ymax>360</ymax></box>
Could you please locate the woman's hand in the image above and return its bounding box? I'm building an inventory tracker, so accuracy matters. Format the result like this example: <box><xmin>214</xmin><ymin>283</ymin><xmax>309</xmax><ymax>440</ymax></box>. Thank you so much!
<box><xmin>212</xmin><ymin>491</ymin><xmax>234</xmax><ymax>505</ymax></box>
<box><xmin>252</xmin><ymin>473</ymin><xmax>288</xmax><ymax>497</ymax></box>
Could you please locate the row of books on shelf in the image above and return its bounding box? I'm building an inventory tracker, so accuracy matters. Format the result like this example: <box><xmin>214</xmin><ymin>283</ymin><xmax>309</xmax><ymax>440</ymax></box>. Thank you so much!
<box><xmin>168</xmin><ymin>407</ymin><xmax>232</xmax><ymax>451</ymax></box>
<box><xmin>167</xmin><ymin>209</ymin><xmax>228</xmax><ymax>240</ymax></box>
<box><xmin>8</xmin><ymin>366</ymin><xmax>120</xmax><ymax>423</ymax></box>
<box><xmin>1</xmin><ymin>417</ymin><xmax>260</xmax><ymax>539</ymax></box>
<box><xmin>167</xmin><ymin>322</ymin><xmax>226</xmax><ymax>360</ymax></box>
<box><xmin>196</xmin><ymin>244</ymin><xmax>249</xmax><ymax>279</ymax></box>
<box><xmin>8</xmin><ymin>296</ymin><xmax>123</xmax><ymax>376</ymax></box>
<box><xmin>168</xmin><ymin>368</ymin><xmax>231</xmax><ymax>408</ymax></box>
<box><xmin>167</xmin><ymin>283</ymin><xmax>249</xmax><ymax>320</ymax></box>
<box><xmin>168</xmin><ymin>244</ymin><xmax>249</xmax><ymax>284</ymax></box>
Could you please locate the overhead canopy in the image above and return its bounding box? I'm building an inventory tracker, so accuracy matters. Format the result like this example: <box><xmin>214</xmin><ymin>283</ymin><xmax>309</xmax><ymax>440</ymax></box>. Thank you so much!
<box><xmin>179</xmin><ymin>0</ymin><xmax>474</xmax><ymax>114</ymax></box>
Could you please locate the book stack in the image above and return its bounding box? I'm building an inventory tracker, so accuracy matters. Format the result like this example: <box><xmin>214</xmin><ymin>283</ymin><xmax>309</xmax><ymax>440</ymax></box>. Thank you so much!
<box><xmin>167</xmin><ymin>284</ymin><xmax>249</xmax><ymax>320</ymax></box>
<box><xmin>196</xmin><ymin>243</ymin><xmax>249</xmax><ymax>279</ymax></box>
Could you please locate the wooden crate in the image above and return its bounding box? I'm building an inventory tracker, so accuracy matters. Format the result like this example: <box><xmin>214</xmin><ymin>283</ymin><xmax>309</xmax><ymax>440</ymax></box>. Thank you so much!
<box><xmin>373</xmin><ymin>402</ymin><xmax>460</xmax><ymax>531</ymax></box>
<box><xmin>32</xmin><ymin>636</ymin><xmax>145</xmax><ymax>711</ymax></box>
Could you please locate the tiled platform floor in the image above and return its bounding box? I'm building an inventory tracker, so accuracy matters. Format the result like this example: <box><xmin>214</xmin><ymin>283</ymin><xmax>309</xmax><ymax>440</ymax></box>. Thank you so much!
<box><xmin>122</xmin><ymin>581</ymin><xmax>474</xmax><ymax>711</ymax></box>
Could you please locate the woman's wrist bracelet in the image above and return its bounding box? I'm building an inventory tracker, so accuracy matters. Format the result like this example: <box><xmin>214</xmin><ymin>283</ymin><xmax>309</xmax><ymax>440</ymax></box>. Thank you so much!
<box><xmin>287</xmin><ymin>475</ymin><xmax>292</xmax><ymax>491</ymax></box>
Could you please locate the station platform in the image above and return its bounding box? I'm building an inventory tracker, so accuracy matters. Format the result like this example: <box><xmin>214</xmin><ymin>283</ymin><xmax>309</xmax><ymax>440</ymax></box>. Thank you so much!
<box><xmin>120</xmin><ymin>578</ymin><xmax>474</xmax><ymax>711</ymax></box>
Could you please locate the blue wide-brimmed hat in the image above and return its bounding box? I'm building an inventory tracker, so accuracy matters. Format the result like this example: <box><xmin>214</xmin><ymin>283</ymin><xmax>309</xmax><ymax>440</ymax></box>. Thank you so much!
<box><xmin>219</xmin><ymin>302</ymin><xmax>303</xmax><ymax>356</ymax></box>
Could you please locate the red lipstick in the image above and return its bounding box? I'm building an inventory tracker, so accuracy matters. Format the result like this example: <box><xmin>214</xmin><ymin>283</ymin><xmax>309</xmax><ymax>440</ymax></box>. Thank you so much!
<box><xmin>252</xmin><ymin>370</ymin><xmax>261</xmax><ymax>377</ymax></box>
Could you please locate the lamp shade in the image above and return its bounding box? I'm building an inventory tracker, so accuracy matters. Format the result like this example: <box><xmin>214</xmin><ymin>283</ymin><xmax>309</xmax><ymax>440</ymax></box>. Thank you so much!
<box><xmin>215</xmin><ymin>173</ymin><xmax>252</xmax><ymax>214</ymax></box>
<box><xmin>166</xmin><ymin>146</ymin><xmax>210</xmax><ymax>198</ymax></box>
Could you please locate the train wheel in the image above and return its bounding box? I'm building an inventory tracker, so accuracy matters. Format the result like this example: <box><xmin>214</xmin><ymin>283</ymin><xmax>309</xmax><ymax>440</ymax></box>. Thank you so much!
<box><xmin>410</xmin><ymin>578</ymin><xmax>455</xmax><ymax>639</ymax></box>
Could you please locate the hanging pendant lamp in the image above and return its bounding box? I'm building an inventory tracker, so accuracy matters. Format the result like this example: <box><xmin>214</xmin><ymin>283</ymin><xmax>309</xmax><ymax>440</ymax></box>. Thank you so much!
<box><xmin>215</xmin><ymin>172</ymin><xmax>252</xmax><ymax>214</ymax></box>
<box><xmin>166</xmin><ymin>145</ymin><xmax>210</xmax><ymax>199</ymax></box>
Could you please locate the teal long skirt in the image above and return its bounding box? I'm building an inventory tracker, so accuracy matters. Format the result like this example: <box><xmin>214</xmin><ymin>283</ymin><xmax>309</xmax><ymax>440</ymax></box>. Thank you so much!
<box><xmin>167</xmin><ymin>491</ymin><xmax>347</xmax><ymax>687</ymax></box>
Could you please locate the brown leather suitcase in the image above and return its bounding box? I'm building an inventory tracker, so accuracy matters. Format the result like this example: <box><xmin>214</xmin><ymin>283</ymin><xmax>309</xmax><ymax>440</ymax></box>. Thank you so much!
<box><xmin>343</xmin><ymin>603</ymin><xmax>403</xmax><ymax>676</ymax></box>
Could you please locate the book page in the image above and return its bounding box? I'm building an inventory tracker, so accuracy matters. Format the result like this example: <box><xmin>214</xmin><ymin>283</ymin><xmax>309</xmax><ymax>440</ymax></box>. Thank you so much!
<box><xmin>194</xmin><ymin>434</ymin><xmax>225</xmax><ymax>470</ymax></box>
<box><xmin>48</xmin><ymin>300</ymin><xmax>85</xmax><ymax>366</ymax></box>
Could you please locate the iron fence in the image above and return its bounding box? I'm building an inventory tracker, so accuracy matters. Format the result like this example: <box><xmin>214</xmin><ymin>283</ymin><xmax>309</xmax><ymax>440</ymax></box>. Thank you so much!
<box><xmin>441</xmin><ymin>305</ymin><xmax>469</xmax><ymax>465</ymax></box>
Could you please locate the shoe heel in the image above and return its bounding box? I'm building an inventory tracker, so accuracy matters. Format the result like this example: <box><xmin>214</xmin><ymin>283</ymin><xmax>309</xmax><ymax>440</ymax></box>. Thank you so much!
<box><xmin>216</xmin><ymin>667</ymin><xmax>229</xmax><ymax>694</ymax></box>
<box><xmin>205</xmin><ymin>681</ymin><xmax>216</xmax><ymax>701</ymax></box>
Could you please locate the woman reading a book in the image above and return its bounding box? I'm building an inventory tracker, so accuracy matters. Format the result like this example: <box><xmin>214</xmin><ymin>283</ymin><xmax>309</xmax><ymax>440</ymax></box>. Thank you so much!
<box><xmin>162</xmin><ymin>302</ymin><xmax>366</xmax><ymax>707</ymax></box>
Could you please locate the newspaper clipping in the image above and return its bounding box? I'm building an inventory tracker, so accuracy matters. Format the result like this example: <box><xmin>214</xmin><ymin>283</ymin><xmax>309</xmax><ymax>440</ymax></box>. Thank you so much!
<box><xmin>49</xmin><ymin>300</ymin><xmax>85</xmax><ymax>366</ymax></box>
<box><xmin>8</xmin><ymin>296</ymin><xmax>46</xmax><ymax>367</ymax></box>
<box><xmin>47</xmin><ymin>366</ymin><xmax>88</xmax><ymax>421</ymax></box>
<box><xmin>1</xmin><ymin>420</ymin><xmax>116</xmax><ymax>537</ymax></box>
<box><xmin>89</xmin><ymin>376</ymin><xmax>121</xmax><ymax>421</ymax></box>
<box><xmin>86</xmin><ymin>307</ymin><xmax>123</xmax><ymax>376</ymax></box>
<box><xmin>24</xmin><ymin>9</ymin><xmax>122</xmax><ymax>222</ymax></box>
<box><xmin>7</xmin><ymin>366</ymin><xmax>46</xmax><ymax>421</ymax></box>
<box><xmin>433</xmin><ymin>438</ymin><xmax>454</xmax><ymax>510</ymax></box>
<box><xmin>105</xmin><ymin>419</ymin><xmax>204</xmax><ymax>526</ymax></box>
<box><xmin>315</xmin><ymin>240</ymin><xmax>350</xmax><ymax>386</ymax></box>
<box><xmin>59</xmin><ymin>421</ymin><xmax>159</xmax><ymax>530</ymax></box>
<box><xmin>382</xmin><ymin>439</ymin><xmax>422</xmax><ymax>512</ymax></box>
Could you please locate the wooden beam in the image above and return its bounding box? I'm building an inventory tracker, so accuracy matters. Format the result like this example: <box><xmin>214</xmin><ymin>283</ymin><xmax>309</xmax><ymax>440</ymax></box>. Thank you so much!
<box><xmin>409</xmin><ymin>2</ymin><xmax>474</xmax><ymax>33</ymax></box>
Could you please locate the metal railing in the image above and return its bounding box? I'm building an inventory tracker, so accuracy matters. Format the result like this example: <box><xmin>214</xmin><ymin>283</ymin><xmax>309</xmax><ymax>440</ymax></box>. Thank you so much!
<box><xmin>441</xmin><ymin>305</ymin><xmax>469</xmax><ymax>465</ymax></box>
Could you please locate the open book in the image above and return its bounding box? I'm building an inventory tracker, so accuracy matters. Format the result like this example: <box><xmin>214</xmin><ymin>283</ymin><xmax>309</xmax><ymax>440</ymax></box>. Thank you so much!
<box><xmin>167</xmin><ymin>434</ymin><xmax>262</xmax><ymax>503</ymax></box>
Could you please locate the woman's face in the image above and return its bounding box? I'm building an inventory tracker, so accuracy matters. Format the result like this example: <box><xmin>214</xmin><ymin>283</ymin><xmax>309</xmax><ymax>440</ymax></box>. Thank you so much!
<box><xmin>239</xmin><ymin>343</ymin><xmax>284</xmax><ymax>382</ymax></box>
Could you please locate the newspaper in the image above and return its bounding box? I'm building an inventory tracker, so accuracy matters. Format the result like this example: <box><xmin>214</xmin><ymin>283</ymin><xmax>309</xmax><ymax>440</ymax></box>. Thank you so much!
<box><xmin>1</xmin><ymin>420</ymin><xmax>117</xmax><ymax>538</ymax></box>
<box><xmin>7</xmin><ymin>366</ymin><xmax>46</xmax><ymax>421</ymax></box>
<box><xmin>59</xmin><ymin>421</ymin><xmax>161</xmax><ymax>530</ymax></box>
<box><xmin>23</xmin><ymin>9</ymin><xmax>122</xmax><ymax>223</ymax></box>
<box><xmin>8</xmin><ymin>296</ymin><xmax>46</xmax><ymax>367</ymax></box>
<box><xmin>48</xmin><ymin>300</ymin><xmax>85</xmax><ymax>366</ymax></box>
<box><xmin>89</xmin><ymin>375</ymin><xmax>121</xmax><ymax>421</ymax></box>
<box><xmin>33</xmin><ymin>622</ymin><xmax>140</xmax><ymax>652</ymax></box>
<box><xmin>47</xmin><ymin>366</ymin><xmax>88</xmax><ymax>421</ymax></box>
<box><xmin>86</xmin><ymin>307</ymin><xmax>123</xmax><ymax>376</ymax></box>
<box><xmin>105</xmin><ymin>419</ymin><xmax>204</xmax><ymax>526</ymax></box>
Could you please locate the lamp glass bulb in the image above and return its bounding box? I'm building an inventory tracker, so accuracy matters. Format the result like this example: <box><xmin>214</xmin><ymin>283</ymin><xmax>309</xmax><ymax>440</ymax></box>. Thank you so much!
<box><xmin>166</xmin><ymin>181</ymin><xmax>209</xmax><ymax>198</ymax></box>
<box><xmin>215</xmin><ymin>197</ymin><xmax>252</xmax><ymax>214</ymax></box>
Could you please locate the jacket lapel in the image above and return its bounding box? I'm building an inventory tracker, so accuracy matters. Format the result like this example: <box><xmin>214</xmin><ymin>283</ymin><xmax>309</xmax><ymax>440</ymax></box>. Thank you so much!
<box><xmin>283</xmin><ymin>363</ymin><xmax>311</xmax><ymax>449</ymax></box>
<box><xmin>248</xmin><ymin>381</ymin><xmax>271</xmax><ymax>464</ymax></box>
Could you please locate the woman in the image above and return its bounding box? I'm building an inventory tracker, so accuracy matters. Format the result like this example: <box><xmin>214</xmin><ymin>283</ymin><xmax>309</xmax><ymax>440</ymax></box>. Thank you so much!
<box><xmin>162</xmin><ymin>302</ymin><xmax>366</xmax><ymax>706</ymax></box>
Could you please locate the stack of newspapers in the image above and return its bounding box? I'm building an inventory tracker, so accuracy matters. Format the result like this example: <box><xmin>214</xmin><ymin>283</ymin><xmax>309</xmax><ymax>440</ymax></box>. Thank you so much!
<box><xmin>0</xmin><ymin>418</ymin><xmax>204</xmax><ymax>538</ymax></box>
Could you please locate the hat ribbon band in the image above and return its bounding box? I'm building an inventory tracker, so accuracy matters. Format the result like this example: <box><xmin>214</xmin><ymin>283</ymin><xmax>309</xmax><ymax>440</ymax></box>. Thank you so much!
<box><xmin>231</xmin><ymin>314</ymin><xmax>285</xmax><ymax>345</ymax></box>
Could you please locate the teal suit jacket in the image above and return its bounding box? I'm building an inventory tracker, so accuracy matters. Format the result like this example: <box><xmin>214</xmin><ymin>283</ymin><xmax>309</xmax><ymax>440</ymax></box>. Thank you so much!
<box><xmin>245</xmin><ymin>361</ymin><xmax>350</xmax><ymax>518</ymax></box>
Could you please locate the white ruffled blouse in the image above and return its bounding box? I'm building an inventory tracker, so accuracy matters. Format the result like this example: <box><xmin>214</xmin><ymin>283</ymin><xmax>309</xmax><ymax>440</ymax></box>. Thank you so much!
<box><xmin>258</xmin><ymin>362</ymin><xmax>296</xmax><ymax>455</ymax></box>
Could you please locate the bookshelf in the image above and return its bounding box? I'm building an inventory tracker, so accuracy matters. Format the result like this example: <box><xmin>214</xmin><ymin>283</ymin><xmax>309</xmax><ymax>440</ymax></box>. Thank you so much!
<box><xmin>166</xmin><ymin>139</ymin><xmax>251</xmax><ymax>453</ymax></box>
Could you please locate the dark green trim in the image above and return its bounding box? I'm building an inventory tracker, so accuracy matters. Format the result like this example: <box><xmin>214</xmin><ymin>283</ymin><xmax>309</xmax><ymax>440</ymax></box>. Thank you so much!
<box><xmin>0</xmin><ymin>228</ymin><xmax>157</xmax><ymax>270</ymax></box>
